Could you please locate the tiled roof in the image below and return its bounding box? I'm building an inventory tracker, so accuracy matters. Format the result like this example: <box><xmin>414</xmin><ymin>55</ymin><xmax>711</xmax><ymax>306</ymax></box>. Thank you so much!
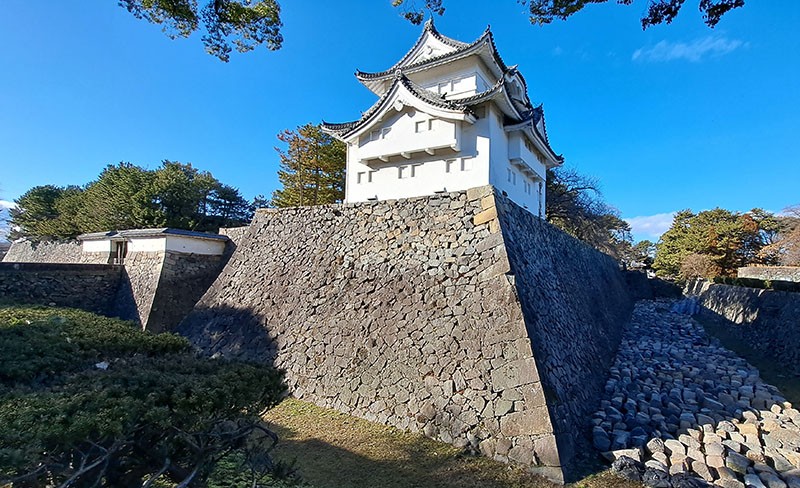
<box><xmin>322</xmin><ymin>72</ymin><xmax>484</xmax><ymax>139</ymax></box>
<box><xmin>356</xmin><ymin>26</ymin><xmax>508</xmax><ymax>83</ymax></box>
<box><xmin>77</xmin><ymin>228</ymin><xmax>229</xmax><ymax>242</ymax></box>
<box><xmin>356</xmin><ymin>19</ymin><xmax>469</xmax><ymax>81</ymax></box>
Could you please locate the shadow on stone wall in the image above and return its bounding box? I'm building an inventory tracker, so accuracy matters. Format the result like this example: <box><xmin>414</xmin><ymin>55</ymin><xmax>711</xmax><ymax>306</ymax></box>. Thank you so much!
<box><xmin>685</xmin><ymin>280</ymin><xmax>800</xmax><ymax>378</ymax></box>
<box><xmin>175</xmin><ymin>304</ymin><xmax>276</xmax><ymax>364</ymax></box>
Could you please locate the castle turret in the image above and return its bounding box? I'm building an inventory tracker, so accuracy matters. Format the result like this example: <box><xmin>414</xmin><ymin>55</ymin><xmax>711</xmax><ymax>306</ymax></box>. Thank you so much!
<box><xmin>322</xmin><ymin>20</ymin><xmax>563</xmax><ymax>216</ymax></box>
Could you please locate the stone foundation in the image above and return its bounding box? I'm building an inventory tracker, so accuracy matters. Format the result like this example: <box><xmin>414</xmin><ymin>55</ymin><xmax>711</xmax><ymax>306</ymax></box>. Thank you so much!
<box><xmin>0</xmin><ymin>263</ymin><xmax>122</xmax><ymax>315</ymax></box>
<box><xmin>178</xmin><ymin>186</ymin><xmax>632</xmax><ymax>482</ymax></box>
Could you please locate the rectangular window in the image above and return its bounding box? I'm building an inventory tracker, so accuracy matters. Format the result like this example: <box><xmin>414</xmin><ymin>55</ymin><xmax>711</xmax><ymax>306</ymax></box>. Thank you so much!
<box><xmin>507</xmin><ymin>168</ymin><xmax>512</xmax><ymax>183</ymax></box>
<box><xmin>415</xmin><ymin>120</ymin><xmax>427</xmax><ymax>133</ymax></box>
<box><xmin>410</xmin><ymin>164</ymin><xmax>422</xmax><ymax>177</ymax></box>
<box><xmin>445</xmin><ymin>159</ymin><xmax>456</xmax><ymax>173</ymax></box>
<box><xmin>524</xmin><ymin>181</ymin><xmax>531</xmax><ymax>194</ymax></box>
<box><xmin>368</xmin><ymin>170</ymin><xmax>375</xmax><ymax>183</ymax></box>
<box><xmin>461</xmin><ymin>158</ymin><xmax>473</xmax><ymax>172</ymax></box>
<box><xmin>357</xmin><ymin>172</ymin><xmax>366</xmax><ymax>184</ymax></box>
<box><xmin>370</xmin><ymin>128</ymin><xmax>390</xmax><ymax>140</ymax></box>
<box><xmin>398</xmin><ymin>165</ymin><xmax>408</xmax><ymax>179</ymax></box>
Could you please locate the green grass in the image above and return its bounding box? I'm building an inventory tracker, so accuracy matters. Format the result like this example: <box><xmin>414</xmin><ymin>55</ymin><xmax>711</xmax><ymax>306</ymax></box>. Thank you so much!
<box><xmin>264</xmin><ymin>398</ymin><xmax>641</xmax><ymax>488</ymax></box>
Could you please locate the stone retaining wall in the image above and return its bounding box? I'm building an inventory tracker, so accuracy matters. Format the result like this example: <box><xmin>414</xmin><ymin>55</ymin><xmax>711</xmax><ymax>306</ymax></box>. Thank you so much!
<box><xmin>738</xmin><ymin>266</ymin><xmax>800</xmax><ymax>283</ymax></box>
<box><xmin>685</xmin><ymin>280</ymin><xmax>800</xmax><ymax>376</ymax></box>
<box><xmin>147</xmin><ymin>252</ymin><xmax>228</xmax><ymax>333</ymax></box>
<box><xmin>3</xmin><ymin>240</ymin><xmax>86</xmax><ymax>263</ymax></box>
<box><xmin>178</xmin><ymin>186</ymin><xmax>632</xmax><ymax>482</ymax></box>
<box><xmin>0</xmin><ymin>262</ymin><xmax>122</xmax><ymax>315</ymax></box>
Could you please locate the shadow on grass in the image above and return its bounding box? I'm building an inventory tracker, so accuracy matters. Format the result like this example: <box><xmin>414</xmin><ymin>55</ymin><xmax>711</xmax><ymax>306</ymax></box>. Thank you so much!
<box><xmin>264</xmin><ymin>399</ymin><xmax>641</xmax><ymax>488</ymax></box>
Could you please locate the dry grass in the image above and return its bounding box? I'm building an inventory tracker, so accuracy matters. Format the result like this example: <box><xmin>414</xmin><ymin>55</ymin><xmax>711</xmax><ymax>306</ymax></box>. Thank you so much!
<box><xmin>264</xmin><ymin>398</ymin><xmax>641</xmax><ymax>488</ymax></box>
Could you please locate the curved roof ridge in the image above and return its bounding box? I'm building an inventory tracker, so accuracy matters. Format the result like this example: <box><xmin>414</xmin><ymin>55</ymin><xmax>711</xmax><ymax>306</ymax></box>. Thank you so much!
<box><xmin>354</xmin><ymin>19</ymin><xmax>469</xmax><ymax>82</ymax></box>
<box><xmin>425</xmin><ymin>18</ymin><xmax>470</xmax><ymax>49</ymax></box>
<box><xmin>398</xmin><ymin>74</ymin><xmax>473</xmax><ymax>113</ymax></box>
<box><xmin>456</xmin><ymin>76</ymin><xmax>508</xmax><ymax>105</ymax></box>
<box><xmin>322</xmin><ymin>72</ymin><xmax>476</xmax><ymax>140</ymax></box>
<box><xmin>356</xmin><ymin>27</ymin><xmax>504</xmax><ymax>82</ymax></box>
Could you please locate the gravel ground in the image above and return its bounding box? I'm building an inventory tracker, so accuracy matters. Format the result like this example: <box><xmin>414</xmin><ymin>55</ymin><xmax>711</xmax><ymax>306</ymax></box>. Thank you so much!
<box><xmin>593</xmin><ymin>299</ymin><xmax>800</xmax><ymax>488</ymax></box>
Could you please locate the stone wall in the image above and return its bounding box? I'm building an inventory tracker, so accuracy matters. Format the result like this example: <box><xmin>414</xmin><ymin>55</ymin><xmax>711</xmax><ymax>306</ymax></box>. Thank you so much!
<box><xmin>219</xmin><ymin>226</ymin><xmax>249</xmax><ymax>247</ymax></box>
<box><xmin>147</xmin><ymin>252</ymin><xmax>228</xmax><ymax>333</ymax></box>
<box><xmin>112</xmin><ymin>251</ymin><xmax>165</xmax><ymax>326</ymax></box>
<box><xmin>178</xmin><ymin>186</ymin><xmax>632</xmax><ymax>482</ymax></box>
<box><xmin>496</xmin><ymin>197</ymin><xmax>633</xmax><ymax>470</ymax></box>
<box><xmin>3</xmin><ymin>240</ymin><xmax>86</xmax><ymax>263</ymax></box>
<box><xmin>685</xmin><ymin>279</ymin><xmax>800</xmax><ymax>376</ymax></box>
<box><xmin>0</xmin><ymin>262</ymin><xmax>122</xmax><ymax>315</ymax></box>
<box><xmin>3</xmin><ymin>240</ymin><xmax>228</xmax><ymax>333</ymax></box>
<box><xmin>738</xmin><ymin>266</ymin><xmax>800</xmax><ymax>283</ymax></box>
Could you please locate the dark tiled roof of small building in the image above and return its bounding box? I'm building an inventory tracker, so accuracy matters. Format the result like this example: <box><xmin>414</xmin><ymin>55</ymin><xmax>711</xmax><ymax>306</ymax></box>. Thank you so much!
<box><xmin>78</xmin><ymin>228</ymin><xmax>229</xmax><ymax>242</ymax></box>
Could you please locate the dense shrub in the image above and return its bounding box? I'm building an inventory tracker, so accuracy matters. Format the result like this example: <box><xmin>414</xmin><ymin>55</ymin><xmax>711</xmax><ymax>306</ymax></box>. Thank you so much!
<box><xmin>0</xmin><ymin>305</ymin><xmax>290</xmax><ymax>487</ymax></box>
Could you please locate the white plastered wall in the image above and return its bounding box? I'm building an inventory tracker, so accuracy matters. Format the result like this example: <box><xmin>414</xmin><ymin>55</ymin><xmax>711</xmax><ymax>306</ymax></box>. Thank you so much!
<box><xmin>82</xmin><ymin>239</ymin><xmax>113</xmax><ymax>253</ymax></box>
<box><xmin>487</xmin><ymin>107</ymin><xmax>546</xmax><ymax>216</ymax></box>
<box><xmin>346</xmin><ymin>106</ymin><xmax>491</xmax><ymax>203</ymax></box>
<box><xmin>165</xmin><ymin>235</ymin><xmax>226</xmax><ymax>255</ymax></box>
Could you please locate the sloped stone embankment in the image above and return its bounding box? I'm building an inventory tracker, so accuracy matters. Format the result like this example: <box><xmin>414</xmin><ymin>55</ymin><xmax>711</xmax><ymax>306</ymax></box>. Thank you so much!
<box><xmin>594</xmin><ymin>300</ymin><xmax>800</xmax><ymax>488</ymax></box>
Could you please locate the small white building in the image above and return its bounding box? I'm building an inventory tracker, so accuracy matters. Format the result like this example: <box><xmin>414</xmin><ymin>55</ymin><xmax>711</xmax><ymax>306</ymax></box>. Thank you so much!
<box><xmin>78</xmin><ymin>228</ymin><xmax>228</xmax><ymax>264</ymax></box>
<box><xmin>322</xmin><ymin>20</ymin><xmax>563</xmax><ymax>216</ymax></box>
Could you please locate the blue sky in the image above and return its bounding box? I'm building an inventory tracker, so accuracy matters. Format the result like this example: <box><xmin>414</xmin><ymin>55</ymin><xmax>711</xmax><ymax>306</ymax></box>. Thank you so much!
<box><xmin>1</xmin><ymin>1</ymin><xmax>798</xmax><ymax>242</ymax></box>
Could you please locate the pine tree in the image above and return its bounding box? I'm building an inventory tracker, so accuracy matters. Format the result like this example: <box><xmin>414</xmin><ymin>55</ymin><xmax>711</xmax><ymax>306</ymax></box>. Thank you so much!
<box><xmin>271</xmin><ymin>124</ymin><xmax>346</xmax><ymax>207</ymax></box>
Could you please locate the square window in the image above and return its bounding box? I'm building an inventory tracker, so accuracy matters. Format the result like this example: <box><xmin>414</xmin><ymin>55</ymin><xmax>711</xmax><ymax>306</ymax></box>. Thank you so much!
<box><xmin>445</xmin><ymin>159</ymin><xmax>456</xmax><ymax>173</ymax></box>
<box><xmin>381</xmin><ymin>127</ymin><xmax>391</xmax><ymax>138</ymax></box>
<box><xmin>415</xmin><ymin>120</ymin><xmax>429</xmax><ymax>133</ymax></box>
<box><xmin>461</xmin><ymin>158</ymin><xmax>473</xmax><ymax>172</ymax></box>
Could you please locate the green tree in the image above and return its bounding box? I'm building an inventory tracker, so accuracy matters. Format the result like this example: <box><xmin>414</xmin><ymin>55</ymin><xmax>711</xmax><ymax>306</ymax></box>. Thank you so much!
<box><xmin>760</xmin><ymin>205</ymin><xmax>800</xmax><ymax>266</ymax></box>
<box><xmin>394</xmin><ymin>0</ymin><xmax>744</xmax><ymax>28</ymax></box>
<box><xmin>272</xmin><ymin>124</ymin><xmax>346</xmax><ymax>208</ymax></box>
<box><xmin>9</xmin><ymin>185</ymin><xmax>84</xmax><ymax>240</ymax></box>
<box><xmin>78</xmin><ymin>162</ymin><xmax>159</xmax><ymax>232</ymax></box>
<box><xmin>11</xmin><ymin>161</ymin><xmax>255</xmax><ymax>239</ymax></box>
<box><xmin>118</xmin><ymin>0</ymin><xmax>283</xmax><ymax>62</ymax></box>
<box><xmin>620</xmin><ymin>239</ymin><xmax>657</xmax><ymax>269</ymax></box>
<box><xmin>652</xmin><ymin>208</ymin><xmax>778</xmax><ymax>279</ymax></box>
<box><xmin>545</xmin><ymin>166</ymin><xmax>632</xmax><ymax>260</ymax></box>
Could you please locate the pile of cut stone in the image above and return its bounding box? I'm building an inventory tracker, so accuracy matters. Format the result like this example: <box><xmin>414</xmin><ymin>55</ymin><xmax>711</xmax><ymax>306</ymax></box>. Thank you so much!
<box><xmin>592</xmin><ymin>300</ymin><xmax>800</xmax><ymax>488</ymax></box>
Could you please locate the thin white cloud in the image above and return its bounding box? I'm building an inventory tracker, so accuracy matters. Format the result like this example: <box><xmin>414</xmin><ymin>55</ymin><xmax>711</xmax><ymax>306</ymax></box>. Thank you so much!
<box><xmin>632</xmin><ymin>36</ymin><xmax>744</xmax><ymax>63</ymax></box>
<box><xmin>625</xmin><ymin>212</ymin><xmax>677</xmax><ymax>241</ymax></box>
<box><xmin>0</xmin><ymin>200</ymin><xmax>16</xmax><ymax>210</ymax></box>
